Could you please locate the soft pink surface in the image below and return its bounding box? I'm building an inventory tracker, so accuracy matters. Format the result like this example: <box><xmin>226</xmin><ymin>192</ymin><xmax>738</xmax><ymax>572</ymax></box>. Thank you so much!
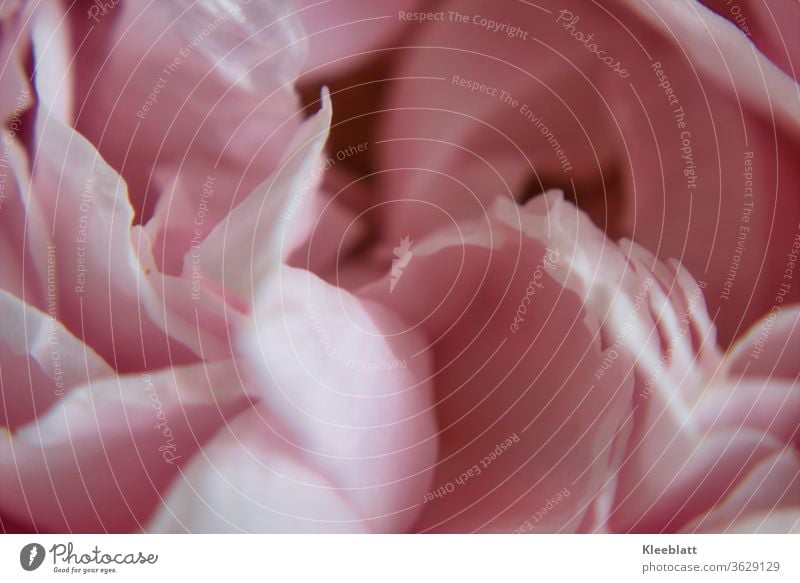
<box><xmin>0</xmin><ymin>0</ymin><xmax>797</xmax><ymax>534</ymax></box>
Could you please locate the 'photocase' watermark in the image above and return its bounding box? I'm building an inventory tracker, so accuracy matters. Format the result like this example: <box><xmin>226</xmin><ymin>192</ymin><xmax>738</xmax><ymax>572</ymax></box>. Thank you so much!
<box><xmin>555</xmin><ymin>9</ymin><xmax>629</xmax><ymax>78</ymax></box>
<box><xmin>142</xmin><ymin>374</ymin><xmax>181</xmax><ymax>465</ymax></box>
<box><xmin>87</xmin><ymin>0</ymin><xmax>120</xmax><ymax>23</ymax></box>
<box><xmin>510</xmin><ymin>247</ymin><xmax>560</xmax><ymax>334</ymax></box>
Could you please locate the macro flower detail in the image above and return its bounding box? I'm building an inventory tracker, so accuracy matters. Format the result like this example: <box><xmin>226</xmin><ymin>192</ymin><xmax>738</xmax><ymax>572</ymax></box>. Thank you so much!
<box><xmin>0</xmin><ymin>0</ymin><xmax>797</xmax><ymax>537</ymax></box>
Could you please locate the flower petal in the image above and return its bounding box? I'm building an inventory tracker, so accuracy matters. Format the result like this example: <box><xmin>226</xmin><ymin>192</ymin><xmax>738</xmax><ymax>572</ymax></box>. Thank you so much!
<box><xmin>236</xmin><ymin>265</ymin><xmax>438</xmax><ymax>532</ymax></box>
<box><xmin>191</xmin><ymin>89</ymin><xmax>333</xmax><ymax>300</ymax></box>
<box><xmin>148</xmin><ymin>406</ymin><xmax>369</xmax><ymax>533</ymax></box>
<box><xmin>703</xmin><ymin>508</ymin><xmax>800</xmax><ymax>533</ymax></box>
<box><xmin>72</xmin><ymin>0</ymin><xmax>306</xmax><ymax>272</ymax></box>
<box><xmin>725</xmin><ymin>306</ymin><xmax>800</xmax><ymax>379</ymax></box>
<box><xmin>360</xmin><ymin>192</ymin><xmax>637</xmax><ymax>532</ymax></box>
<box><xmin>31</xmin><ymin>59</ymin><xmax>238</xmax><ymax>369</ymax></box>
<box><xmin>0</xmin><ymin>130</ymin><xmax>39</xmax><ymax>301</ymax></box>
<box><xmin>681</xmin><ymin>448</ymin><xmax>800</xmax><ymax>532</ymax></box>
<box><xmin>0</xmin><ymin>2</ymin><xmax>31</xmax><ymax>126</ymax></box>
<box><xmin>0</xmin><ymin>289</ymin><xmax>113</xmax><ymax>431</ymax></box>
<box><xmin>700</xmin><ymin>0</ymin><xmax>800</xmax><ymax>82</ymax></box>
<box><xmin>0</xmin><ymin>360</ymin><xmax>247</xmax><ymax>532</ymax></box>
<box><xmin>375</xmin><ymin>0</ymin><xmax>800</xmax><ymax>347</ymax></box>
<box><xmin>162</xmin><ymin>0</ymin><xmax>307</xmax><ymax>92</ymax></box>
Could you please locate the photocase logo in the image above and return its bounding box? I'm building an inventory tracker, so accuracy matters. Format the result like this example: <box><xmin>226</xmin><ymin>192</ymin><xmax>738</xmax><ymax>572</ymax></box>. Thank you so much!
<box><xmin>390</xmin><ymin>236</ymin><xmax>414</xmax><ymax>293</ymax></box>
<box><xmin>20</xmin><ymin>543</ymin><xmax>46</xmax><ymax>571</ymax></box>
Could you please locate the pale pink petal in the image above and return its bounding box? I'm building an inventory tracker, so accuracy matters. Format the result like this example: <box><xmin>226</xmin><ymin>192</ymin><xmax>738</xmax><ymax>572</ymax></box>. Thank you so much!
<box><xmin>700</xmin><ymin>0</ymin><xmax>800</xmax><ymax>81</ymax></box>
<box><xmin>191</xmin><ymin>89</ymin><xmax>333</xmax><ymax>300</ymax></box>
<box><xmin>500</xmin><ymin>195</ymin><xmax>768</xmax><ymax>533</ymax></box>
<box><xmin>148</xmin><ymin>406</ymin><xmax>368</xmax><ymax>533</ymax></box>
<box><xmin>238</xmin><ymin>265</ymin><xmax>438</xmax><ymax>532</ymax></box>
<box><xmin>681</xmin><ymin>448</ymin><xmax>800</xmax><ymax>532</ymax></box>
<box><xmin>30</xmin><ymin>55</ymin><xmax>239</xmax><ymax>369</ymax></box>
<box><xmin>358</xmin><ymin>193</ymin><xmax>637</xmax><ymax>532</ymax></box>
<box><xmin>725</xmin><ymin>306</ymin><xmax>800</xmax><ymax>379</ymax></box>
<box><xmin>162</xmin><ymin>0</ymin><xmax>307</xmax><ymax>92</ymax></box>
<box><xmin>31</xmin><ymin>0</ymin><xmax>73</xmax><ymax>122</ymax></box>
<box><xmin>705</xmin><ymin>508</ymin><xmax>800</xmax><ymax>533</ymax></box>
<box><xmin>695</xmin><ymin>378</ymin><xmax>800</xmax><ymax>448</ymax></box>
<box><xmin>374</xmin><ymin>190</ymin><xmax>794</xmax><ymax>534</ymax></box>
<box><xmin>30</xmin><ymin>104</ymin><xmax>190</xmax><ymax>370</ymax></box>
<box><xmin>376</xmin><ymin>0</ymin><xmax>800</xmax><ymax>347</ymax></box>
<box><xmin>560</xmin><ymin>224</ymin><xmax>797</xmax><ymax>532</ymax></box>
<box><xmin>72</xmin><ymin>0</ymin><xmax>306</xmax><ymax>272</ymax></box>
<box><xmin>135</xmin><ymin>225</ymin><xmax>244</xmax><ymax>363</ymax></box>
<box><xmin>0</xmin><ymin>289</ymin><xmax>113</xmax><ymax>431</ymax></box>
<box><xmin>612</xmin><ymin>428</ymin><xmax>785</xmax><ymax>532</ymax></box>
<box><xmin>744</xmin><ymin>0</ymin><xmax>800</xmax><ymax>81</ymax></box>
<box><xmin>0</xmin><ymin>360</ymin><xmax>247</xmax><ymax>533</ymax></box>
<box><xmin>0</xmin><ymin>2</ymin><xmax>30</xmax><ymax>125</ymax></box>
<box><xmin>1</xmin><ymin>1</ymin><xmax>48</xmax><ymax>303</ymax></box>
<box><xmin>0</xmin><ymin>130</ymin><xmax>39</xmax><ymax>301</ymax></box>
<box><xmin>606</xmin><ymin>291</ymin><xmax>800</xmax><ymax>532</ymax></box>
<box><xmin>594</xmin><ymin>248</ymin><xmax>798</xmax><ymax>531</ymax></box>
